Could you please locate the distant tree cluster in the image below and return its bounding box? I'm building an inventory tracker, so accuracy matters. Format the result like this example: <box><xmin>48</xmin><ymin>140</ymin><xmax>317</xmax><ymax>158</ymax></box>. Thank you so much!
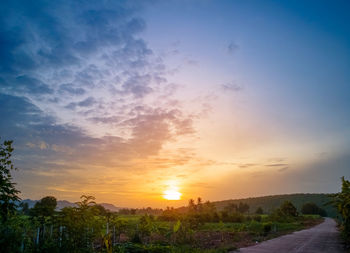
<box><xmin>118</xmin><ymin>207</ymin><xmax>163</xmax><ymax>216</ymax></box>
<box><xmin>301</xmin><ymin>202</ymin><xmax>327</xmax><ymax>216</ymax></box>
<box><xmin>159</xmin><ymin>198</ymin><xmax>255</xmax><ymax>225</ymax></box>
<box><xmin>214</xmin><ymin>193</ymin><xmax>336</xmax><ymax>217</ymax></box>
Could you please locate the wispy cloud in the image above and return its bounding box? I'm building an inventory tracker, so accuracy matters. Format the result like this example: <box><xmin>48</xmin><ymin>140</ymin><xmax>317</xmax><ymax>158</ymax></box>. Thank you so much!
<box><xmin>221</xmin><ymin>82</ymin><xmax>243</xmax><ymax>92</ymax></box>
<box><xmin>227</xmin><ymin>41</ymin><xmax>239</xmax><ymax>54</ymax></box>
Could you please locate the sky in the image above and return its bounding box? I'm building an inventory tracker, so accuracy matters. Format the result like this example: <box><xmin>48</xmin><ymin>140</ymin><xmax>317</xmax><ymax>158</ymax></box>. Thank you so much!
<box><xmin>1</xmin><ymin>0</ymin><xmax>349</xmax><ymax>208</ymax></box>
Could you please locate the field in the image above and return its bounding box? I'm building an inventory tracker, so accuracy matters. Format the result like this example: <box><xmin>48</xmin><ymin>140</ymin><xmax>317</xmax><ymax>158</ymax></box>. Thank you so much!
<box><xmin>111</xmin><ymin>214</ymin><xmax>323</xmax><ymax>252</ymax></box>
<box><xmin>1</xmin><ymin>199</ymin><xmax>324</xmax><ymax>253</ymax></box>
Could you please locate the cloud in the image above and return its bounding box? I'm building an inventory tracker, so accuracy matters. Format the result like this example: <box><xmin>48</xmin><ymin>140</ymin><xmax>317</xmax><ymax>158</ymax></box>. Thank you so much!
<box><xmin>0</xmin><ymin>91</ymin><xmax>196</xmax><ymax>175</ymax></box>
<box><xmin>265</xmin><ymin>163</ymin><xmax>289</xmax><ymax>167</ymax></box>
<box><xmin>238</xmin><ymin>163</ymin><xmax>256</xmax><ymax>169</ymax></box>
<box><xmin>88</xmin><ymin>116</ymin><xmax>120</xmax><ymax>124</ymax></box>
<box><xmin>58</xmin><ymin>83</ymin><xmax>86</xmax><ymax>96</ymax></box>
<box><xmin>221</xmin><ymin>82</ymin><xmax>243</xmax><ymax>92</ymax></box>
<box><xmin>0</xmin><ymin>1</ymin><xmax>207</xmax><ymax>203</ymax></box>
<box><xmin>277</xmin><ymin>167</ymin><xmax>288</xmax><ymax>172</ymax></box>
<box><xmin>227</xmin><ymin>41</ymin><xmax>239</xmax><ymax>54</ymax></box>
<box><xmin>65</xmin><ymin>97</ymin><xmax>97</xmax><ymax>110</ymax></box>
<box><xmin>0</xmin><ymin>0</ymin><xmax>192</xmax><ymax>136</ymax></box>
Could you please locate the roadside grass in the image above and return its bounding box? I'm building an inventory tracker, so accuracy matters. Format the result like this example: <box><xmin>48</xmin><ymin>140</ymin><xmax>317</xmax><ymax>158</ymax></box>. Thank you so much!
<box><xmin>112</xmin><ymin>214</ymin><xmax>323</xmax><ymax>252</ymax></box>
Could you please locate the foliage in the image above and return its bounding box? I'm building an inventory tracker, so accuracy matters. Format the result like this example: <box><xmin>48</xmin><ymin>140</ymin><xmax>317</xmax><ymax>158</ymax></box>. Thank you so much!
<box><xmin>30</xmin><ymin>196</ymin><xmax>57</xmax><ymax>217</ymax></box>
<box><xmin>0</xmin><ymin>139</ymin><xmax>21</xmax><ymax>222</ymax></box>
<box><xmin>237</xmin><ymin>202</ymin><xmax>250</xmax><ymax>214</ymax></box>
<box><xmin>332</xmin><ymin>176</ymin><xmax>350</xmax><ymax>244</ymax></box>
<box><xmin>280</xmin><ymin>201</ymin><xmax>298</xmax><ymax>217</ymax></box>
<box><xmin>301</xmin><ymin>202</ymin><xmax>327</xmax><ymax>216</ymax></box>
<box><xmin>171</xmin><ymin>219</ymin><xmax>194</xmax><ymax>244</ymax></box>
<box><xmin>269</xmin><ymin>201</ymin><xmax>298</xmax><ymax>222</ymax></box>
<box><xmin>255</xmin><ymin>207</ymin><xmax>263</xmax><ymax>214</ymax></box>
<box><xmin>214</xmin><ymin>193</ymin><xmax>337</xmax><ymax>217</ymax></box>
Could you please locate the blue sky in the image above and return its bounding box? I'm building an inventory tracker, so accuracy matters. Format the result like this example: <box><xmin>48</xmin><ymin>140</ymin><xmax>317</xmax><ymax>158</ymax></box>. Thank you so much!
<box><xmin>0</xmin><ymin>0</ymin><xmax>349</xmax><ymax>207</ymax></box>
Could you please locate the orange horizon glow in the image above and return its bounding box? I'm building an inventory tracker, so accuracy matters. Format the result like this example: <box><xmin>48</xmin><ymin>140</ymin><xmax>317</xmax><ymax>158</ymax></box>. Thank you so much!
<box><xmin>163</xmin><ymin>182</ymin><xmax>182</xmax><ymax>200</ymax></box>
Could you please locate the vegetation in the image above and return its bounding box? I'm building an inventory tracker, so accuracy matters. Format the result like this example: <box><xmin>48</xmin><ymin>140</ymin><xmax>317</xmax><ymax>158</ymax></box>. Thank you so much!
<box><xmin>0</xmin><ymin>139</ymin><xmax>326</xmax><ymax>252</ymax></box>
<box><xmin>301</xmin><ymin>202</ymin><xmax>327</xmax><ymax>216</ymax></box>
<box><xmin>0</xmin><ymin>139</ymin><xmax>21</xmax><ymax>222</ymax></box>
<box><xmin>332</xmin><ymin>177</ymin><xmax>350</xmax><ymax>247</ymax></box>
<box><xmin>0</xmin><ymin>192</ymin><xmax>324</xmax><ymax>253</ymax></box>
<box><xmin>213</xmin><ymin>193</ymin><xmax>337</xmax><ymax>217</ymax></box>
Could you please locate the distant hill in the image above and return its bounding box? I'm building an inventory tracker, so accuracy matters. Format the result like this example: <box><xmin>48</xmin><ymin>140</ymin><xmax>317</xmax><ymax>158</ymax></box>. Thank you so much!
<box><xmin>212</xmin><ymin>193</ymin><xmax>338</xmax><ymax>217</ymax></box>
<box><xmin>21</xmin><ymin>199</ymin><xmax>121</xmax><ymax>212</ymax></box>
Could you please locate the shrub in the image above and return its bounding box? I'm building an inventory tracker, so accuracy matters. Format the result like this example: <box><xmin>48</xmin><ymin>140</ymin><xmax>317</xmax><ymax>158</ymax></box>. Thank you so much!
<box><xmin>280</xmin><ymin>201</ymin><xmax>298</xmax><ymax>217</ymax></box>
<box><xmin>263</xmin><ymin>223</ymin><xmax>272</xmax><ymax>235</ymax></box>
<box><xmin>253</xmin><ymin>215</ymin><xmax>262</xmax><ymax>222</ymax></box>
<box><xmin>255</xmin><ymin>207</ymin><xmax>263</xmax><ymax>214</ymax></box>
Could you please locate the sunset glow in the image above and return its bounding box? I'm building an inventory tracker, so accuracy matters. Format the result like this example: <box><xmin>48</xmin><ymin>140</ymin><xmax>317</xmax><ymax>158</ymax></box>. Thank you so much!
<box><xmin>0</xmin><ymin>0</ymin><xmax>349</xmax><ymax>209</ymax></box>
<box><xmin>163</xmin><ymin>189</ymin><xmax>182</xmax><ymax>200</ymax></box>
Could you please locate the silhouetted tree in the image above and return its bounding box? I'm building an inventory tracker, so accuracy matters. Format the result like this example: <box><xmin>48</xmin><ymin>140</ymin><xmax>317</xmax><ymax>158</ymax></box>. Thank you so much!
<box><xmin>188</xmin><ymin>199</ymin><xmax>195</xmax><ymax>212</ymax></box>
<box><xmin>0</xmin><ymin>139</ymin><xmax>20</xmax><ymax>222</ymax></box>
<box><xmin>332</xmin><ymin>177</ymin><xmax>350</xmax><ymax>244</ymax></box>
<box><xmin>280</xmin><ymin>201</ymin><xmax>298</xmax><ymax>217</ymax></box>
<box><xmin>255</xmin><ymin>207</ymin><xmax>264</xmax><ymax>214</ymax></box>
<box><xmin>76</xmin><ymin>195</ymin><xmax>96</xmax><ymax>210</ymax></box>
<box><xmin>31</xmin><ymin>196</ymin><xmax>57</xmax><ymax>217</ymax></box>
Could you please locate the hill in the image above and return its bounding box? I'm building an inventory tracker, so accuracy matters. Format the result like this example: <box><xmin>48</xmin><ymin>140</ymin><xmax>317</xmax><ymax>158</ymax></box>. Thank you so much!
<box><xmin>212</xmin><ymin>193</ymin><xmax>337</xmax><ymax>217</ymax></box>
<box><xmin>21</xmin><ymin>199</ymin><xmax>121</xmax><ymax>212</ymax></box>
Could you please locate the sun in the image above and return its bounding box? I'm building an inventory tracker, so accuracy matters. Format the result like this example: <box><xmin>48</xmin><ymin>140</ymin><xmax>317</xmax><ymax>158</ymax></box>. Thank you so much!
<box><xmin>163</xmin><ymin>189</ymin><xmax>182</xmax><ymax>200</ymax></box>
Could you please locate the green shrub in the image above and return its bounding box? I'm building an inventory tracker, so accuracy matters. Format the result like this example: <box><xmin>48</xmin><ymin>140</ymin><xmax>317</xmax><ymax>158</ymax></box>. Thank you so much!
<box><xmin>263</xmin><ymin>223</ymin><xmax>272</xmax><ymax>235</ymax></box>
<box><xmin>253</xmin><ymin>215</ymin><xmax>262</xmax><ymax>222</ymax></box>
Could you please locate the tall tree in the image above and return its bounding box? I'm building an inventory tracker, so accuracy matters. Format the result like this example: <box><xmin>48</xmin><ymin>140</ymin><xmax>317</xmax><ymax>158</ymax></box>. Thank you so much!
<box><xmin>332</xmin><ymin>177</ymin><xmax>350</xmax><ymax>242</ymax></box>
<box><xmin>31</xmin><ymin>196</ymin><xmax>57</xmax><ymax>217</ymax></box>
<box><xmin>0</xmin><ymin>139</ymin><xmax>20</xmax><ymax>222</ymax></box>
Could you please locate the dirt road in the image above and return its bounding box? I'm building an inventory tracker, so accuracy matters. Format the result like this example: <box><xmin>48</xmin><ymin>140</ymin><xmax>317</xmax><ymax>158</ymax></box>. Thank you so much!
<box><xmin>235</xmin><ymin>218</ymin><xmax>345</xmax><ymax>253</ymax></box>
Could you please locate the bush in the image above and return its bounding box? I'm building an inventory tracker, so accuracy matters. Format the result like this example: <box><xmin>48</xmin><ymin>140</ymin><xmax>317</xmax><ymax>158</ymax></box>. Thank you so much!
<box><xmin>280</xmin><ymin>201</ymin><xmax>298</xmax><ymax>217</ymax></box>
<box><xmin>263</xmin><ymin>223</ymin><xmax>272</xmax><ymax>235</ymax></box>
<box><xmin>253</xmin><ymin>215</ymin><xmax>262</xmax><ymax>222</ymax></box>
<box><xmin>255</xmin><ymin>207</ymin><xmax>263</xmax><ymax>214</ymax></box>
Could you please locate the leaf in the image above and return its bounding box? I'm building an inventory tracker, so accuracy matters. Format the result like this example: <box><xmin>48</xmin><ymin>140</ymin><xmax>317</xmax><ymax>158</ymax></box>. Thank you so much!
<box><xmin>173</xmin><ymin>220</ymin><xmax>181</xmax><ymax>233</ymax></box>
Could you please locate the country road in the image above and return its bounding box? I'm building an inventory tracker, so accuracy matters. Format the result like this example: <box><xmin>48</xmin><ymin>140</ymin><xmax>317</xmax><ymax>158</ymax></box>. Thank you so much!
<box><xmin>234</xmin><ymin>218</ymin><xmax>345</xmax><ymax>253</ymax></box>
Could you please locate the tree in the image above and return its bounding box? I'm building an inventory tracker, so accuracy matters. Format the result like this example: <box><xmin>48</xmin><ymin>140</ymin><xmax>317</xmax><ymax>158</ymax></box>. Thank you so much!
<box><xmin>255</xmin><ymin>207</ymin><xmax>264</xmax><ymax>214</ymax></box>
<box><xmin>238</xmin><ymin>202</ymin><xmax>250</xmax><ymax>214</ymax></box>
<box><xmin>0</xmin><ymin>139</ymin><xmax>20</xmax><ymax>222</ymax></box>
<box><xmin>332</xmin><ymin>177</ymin><xmax>350</xmax><ymax>243</ymax></box>
<box><xmin>301</xmin><ymin>202</ymin><xmax>327</xmax><ymax>216</ymax></box>
<box><xmin>280</xmin><ymin>201</ymin><xmax>298</xmax><ymax>217</ymax></box>
<box><xmin>19</xmin><ymin>202</ymin><xmax>30</xmax><ymax>215</ymax></box>
<box><xmin>75</xmin><ymin>195</ymin><xmax>96</xmax><ymax>210</ymax></box>
<box><xmin>31</xmin><ymin>196</ymin><xmax>57</xmax><ymax>217</ymax></box>
<box><xmin>224</xmin><ymin>203</ymin><xmax>237</xmax><ymax>213</ymax></box>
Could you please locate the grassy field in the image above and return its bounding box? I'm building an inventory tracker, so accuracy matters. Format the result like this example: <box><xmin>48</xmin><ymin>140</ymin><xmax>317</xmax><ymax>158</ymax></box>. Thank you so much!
<box><xmin>1</xmin><ymin>196</ymin><xmax>326</xmax><ymax>253</ymax></box>
<box><xmin>111</xmin><ymin>214</ymin><xmax>323</xmax><ymax>252</ymax></box>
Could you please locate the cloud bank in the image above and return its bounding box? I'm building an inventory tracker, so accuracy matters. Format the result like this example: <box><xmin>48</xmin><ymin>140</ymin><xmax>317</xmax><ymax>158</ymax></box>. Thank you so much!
<box><xmin>0</xmin><ymin>0</ymin><xmax>200</xmax><ymax>204</ymax></box>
